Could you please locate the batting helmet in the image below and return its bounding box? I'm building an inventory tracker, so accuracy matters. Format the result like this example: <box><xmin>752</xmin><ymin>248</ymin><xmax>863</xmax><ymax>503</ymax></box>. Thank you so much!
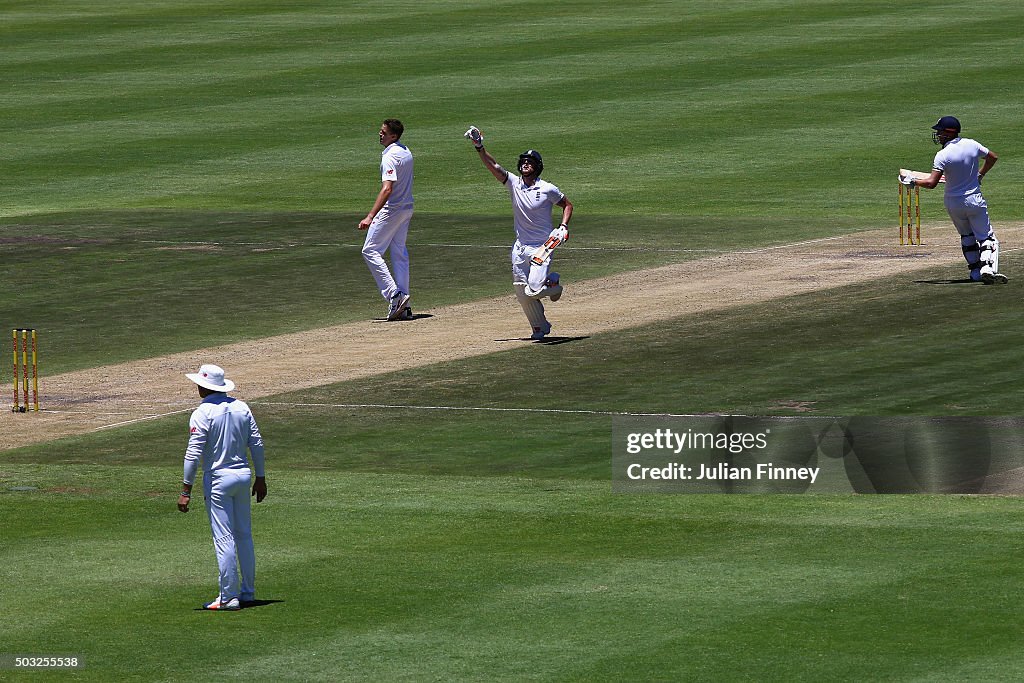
<box><xmin>931</xmin><ymin>115</ymin><xmax>961</xmax><ymax>145</ymax></box>
<box><xmin>518</xmin><ymin>150</ymin><xmax>544</xmax><ymax>176</ymax></box>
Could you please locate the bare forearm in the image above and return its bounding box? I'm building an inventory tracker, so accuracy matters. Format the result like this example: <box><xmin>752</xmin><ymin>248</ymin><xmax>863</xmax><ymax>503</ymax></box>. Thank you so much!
<box><xmin>359</xmin><ymin>183</ymin><xmax>393</xmax><ymax>229</ymax></box>
<box><xmin>477</xmin><ymin>147</ymin><xmax>507</xmax><ymax>182</ymax></box>
<box><xmin>980</xmin><ymin>151</ymin><xmax>998</xmax><ymax>179</ymax></box>
<box><xmin>367</xmin><ymin>185</ymin><xmax>392</xmax><ymax>220</ymax></box>
<box><xmin>559</xmin><ymin>199</ymin><xmax>573</xmax><ymax>226</ymax></box>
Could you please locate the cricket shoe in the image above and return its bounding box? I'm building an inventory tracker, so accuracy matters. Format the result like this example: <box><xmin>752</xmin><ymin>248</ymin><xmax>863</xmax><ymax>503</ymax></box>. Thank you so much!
<box><xmin>387</xmin><ymin>292</ymin><xmax>411</xmax><ymax>320</ymax></box>
<box><xmin>545</xmin><ymin>272</ymin><xmax>563</xmax><ymax>302</ymax></box>
<box><xmin>203</xmin><ymin>596</ymin><xmax>240</xmax><ymax>611</ymax></box>
<box><xmin>981</xmin><ymin>272</ymin><xmax>1009</xmax><ymax>285</ymax></box>
<box><xmin>531</xmin><ymin>322</ymin><xmax>552</xmax><ymax>341</ymax></box>
<box><xmin>400</xmin><ymin>307</ymin><xmax>414</xmax><ymax>320</ymax></box>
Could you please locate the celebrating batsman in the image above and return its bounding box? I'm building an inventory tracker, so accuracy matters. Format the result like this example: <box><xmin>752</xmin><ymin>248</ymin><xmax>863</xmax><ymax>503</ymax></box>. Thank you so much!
<box><xmin>465</xmin><ymin>125</ymin><xmax>573</xmax><ymax>340</ymax></box>
<box><xmin>900</xmin><ymin>116</ymin><xmax>1007</xmax><ymax>284</ymax></box>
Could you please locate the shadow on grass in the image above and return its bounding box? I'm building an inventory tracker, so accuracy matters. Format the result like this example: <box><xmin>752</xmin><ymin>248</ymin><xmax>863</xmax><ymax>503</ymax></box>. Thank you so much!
<box><xmin>370</xmin><ymin>313</ymin><xmax>436</xmax><ymax>323</ymax></box>
<box><xmin>536</xmin><ymin>336</ymin><xmax>590</xmax><ymax>345</ymax></box>
<box><xmin>493</xmin><ymin>335</ymin><xmax>590</xmax><ymax>345</ymax></box>
<box><xmin>914</xmin><ymin>278</ymin><xmax>976</xmax><ymax>285</ymax></box>
<box><xmin>241</xmin><ymin>599</ymin><xmax>284</xmax><ymax>610</ymax></box>
<box><xmin>193</xmin><ymin>599</ymin><xmax>284</xmax><ymax>612</ymax></box>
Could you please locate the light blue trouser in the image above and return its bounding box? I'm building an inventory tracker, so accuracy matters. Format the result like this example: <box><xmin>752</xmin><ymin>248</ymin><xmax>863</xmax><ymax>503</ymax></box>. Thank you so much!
<box><xmin>205</xmin><ymin>468</ymin><xmax>255</xmax><ymax>601</ymax></box>
<box><xmin>945</xmin><ymin>192</ymin><xmax>993</xmax><ymax>242</ymax></box>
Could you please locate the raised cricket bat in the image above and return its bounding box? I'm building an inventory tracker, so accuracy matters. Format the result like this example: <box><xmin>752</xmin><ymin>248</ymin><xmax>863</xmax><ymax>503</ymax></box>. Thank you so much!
<box><xmin>900</xmin><ymin>168</ymin><xmax>945</xmax><ymax>183</ymax></box>
<box><xmin>530</xmin><ymin>233</ymin><xmax>565</xmax><ymax>265</ymax></box>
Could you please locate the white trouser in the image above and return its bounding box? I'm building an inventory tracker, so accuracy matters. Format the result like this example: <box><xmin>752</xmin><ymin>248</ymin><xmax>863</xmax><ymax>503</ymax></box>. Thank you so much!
<box><xmin>511</xmin><ymin>241</ymin><xmax>551</xmax><ymax>329</ymax></box>
<box><xmin>515</xmin><ymin>284</ymin><xmax>547</xmax><ymax>331</ymax></box>
<box><xmin>511</xmin><ymin>240</ymin><xmax>550</xmax><ymax>292</ymax></box>
<box><xmin>362</xmin><ymin>205</ymin><xmax>413</xmax><ymax>300</ymax></box>
<box><xmin>204</xmin><ymin>468</ymin><xmax>255</xmax><ymax>601</ymax></box>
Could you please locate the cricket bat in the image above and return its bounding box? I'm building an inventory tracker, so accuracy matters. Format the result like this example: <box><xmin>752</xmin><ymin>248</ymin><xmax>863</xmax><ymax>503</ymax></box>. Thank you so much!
<box><xmin>530</xmin><ymin>232</ymin><xmax>565</xmax><ymax>265</ymax></box>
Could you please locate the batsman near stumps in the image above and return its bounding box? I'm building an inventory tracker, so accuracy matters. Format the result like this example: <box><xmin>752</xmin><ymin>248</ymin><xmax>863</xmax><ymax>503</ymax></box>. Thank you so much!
<box><xmin>465</xmin><ymin>125</ymin><xmax>573</xmax><ymax>340</ymax></box>
<box><xmin>899</xmin><ymin>116</ymin><xmax>1008</xmax><ymax>284</ymax></box>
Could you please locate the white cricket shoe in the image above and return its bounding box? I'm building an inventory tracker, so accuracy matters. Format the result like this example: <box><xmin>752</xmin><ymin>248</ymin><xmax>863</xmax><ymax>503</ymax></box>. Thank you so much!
<box><xmin>203</xmin><ymin>596</ymin><xmax>240</xmax><ymax>611</ymax></box>
<box><xmin>387</xmin><ymin>292</ymin><xmax>411</xmax><ymax>320</ymax></box>
<box><xmin>531</xmin><ymin>322</ymin><xmax>552</xmax><ymax>340</ymax></box>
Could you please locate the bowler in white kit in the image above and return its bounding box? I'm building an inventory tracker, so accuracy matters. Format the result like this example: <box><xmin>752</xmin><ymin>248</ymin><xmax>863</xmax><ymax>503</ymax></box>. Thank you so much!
<box><xmin>359</xmin><ymin>119</ymin><xmax>415</xmax><ymax>320</ymax></box>
<box><xmin>177</xmin><ymin>364</ymin><xmax>267</xmax><ymax>611</ymax></box>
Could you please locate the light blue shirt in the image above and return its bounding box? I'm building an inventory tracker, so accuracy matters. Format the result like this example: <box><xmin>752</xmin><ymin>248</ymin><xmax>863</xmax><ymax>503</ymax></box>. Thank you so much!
<box><xmin>183</xmin><ymin>394</ymin><xmax>265</xmax><ymax>485</ymax></box>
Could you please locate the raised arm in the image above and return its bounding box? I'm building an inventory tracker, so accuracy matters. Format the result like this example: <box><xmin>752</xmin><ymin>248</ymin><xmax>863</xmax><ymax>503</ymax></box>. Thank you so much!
<box><xmin>465</xmin><ymin>126</ymin><xmax>508</xmax><ymax>183</ymax></box>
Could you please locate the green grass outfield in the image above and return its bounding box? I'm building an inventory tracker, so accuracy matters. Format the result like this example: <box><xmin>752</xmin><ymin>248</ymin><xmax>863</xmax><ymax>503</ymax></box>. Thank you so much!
<box><xmin>6</xmin><ymin>465</ymin><xmax>1024</xmax><ymax>681</ymax></box>
<box><xmin>4</xmin><ymin>1</ymin><xmax>1024</xmax><ymax>680</ymax></box>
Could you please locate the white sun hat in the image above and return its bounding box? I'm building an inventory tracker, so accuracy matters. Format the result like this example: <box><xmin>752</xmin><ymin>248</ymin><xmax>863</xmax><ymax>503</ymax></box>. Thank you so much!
<box><xmin>185</xmin><ymin>364</ymin><xmax>236</xmax><ymax>393</ymax></box>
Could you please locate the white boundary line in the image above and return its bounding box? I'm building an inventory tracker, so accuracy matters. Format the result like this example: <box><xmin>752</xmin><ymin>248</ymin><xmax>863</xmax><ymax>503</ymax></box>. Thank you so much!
<box><xmin>251</xmin><ymin>401</ymin><xmax>787</xmax><ymax>420</ymax></box>
<box><xmin>94</xmin><ymin>408</ymin><xmax>191</xmax><ymax>430</ymax></box>
<box><xmin>84</xmin><ymin>400</ymin><xmax>1024</xmax><ymax>431</ymax></box>
<box><xmin>139</xmin><ymin>239</ymin><xmax>719</xmax><ymax>254</ymax></box>
<box><xmin>83</xmin><ymin>232</ymin><xmax>1024</xmax><ymax>257</ymax></box>
<box><xmin>138</xmin><ymin>235</ymin><xmax>860</xmax><ymax>254</ymax></box>
<box><xmin>255</xmin><ymin>401</ymin><xmax>687</xmax><ymax>416</ymax></box>
<box><xmin>89</xmin><ymin>403</ymin><xmax>709</xmax><ymax>431</ymax></box>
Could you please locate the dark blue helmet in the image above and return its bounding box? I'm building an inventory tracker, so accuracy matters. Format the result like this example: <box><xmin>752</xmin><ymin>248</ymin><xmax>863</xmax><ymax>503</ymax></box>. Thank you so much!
<box><xmin>931</xmin><ymin>116</ymin><xmax>961</xmax><ymax>145</ymax></box>
<box><xmin>518</xmin><ymin>150</ymin><xmax>543</xmax><ymax>175</ymax></box>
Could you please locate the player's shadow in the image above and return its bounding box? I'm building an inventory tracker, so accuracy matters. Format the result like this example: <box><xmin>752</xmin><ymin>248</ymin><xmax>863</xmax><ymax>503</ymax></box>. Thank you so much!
<box><xmin>914</xmin><ymin>278</ymin><xmax>976</xmax><ymax>285</ymax></box>
<box><xmin>193</xmin><ymin>599</ymin><xmax>285</xmax><ymax>611</ymax></box>
<box><xmin>241</xmin><ymin>599</ymin><xmax>284</xmax><ymax>609</ymax></box>
<box><xmin>496</xmin><ymin>335</ymin><xmax>590</xmax><ymax>345</ymax></box>
<box><xmin>534</xmin><ymin>335</ymin><xmax>589</xmax><ymax>345</ymax></box>
<box><xmin>372</xmin><ymin>313</ymin><xmax>435</xmax><ymax>323</ymax></box>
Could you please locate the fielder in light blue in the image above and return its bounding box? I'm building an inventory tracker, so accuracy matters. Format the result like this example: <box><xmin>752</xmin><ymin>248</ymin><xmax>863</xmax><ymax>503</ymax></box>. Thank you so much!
<box><xmin>178</xmin><ymin>364</ymin><xmax>267</xmax><ymax>611</ymax></box>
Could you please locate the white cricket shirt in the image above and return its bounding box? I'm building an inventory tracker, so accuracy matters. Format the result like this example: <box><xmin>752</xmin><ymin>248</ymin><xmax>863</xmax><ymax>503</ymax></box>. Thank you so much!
<box><xmin>933</xmin><ymin>137</ymin><xmax>988</xmax><ymax>198</ymax></box>
<box><xmin>504</xmin><ymin>171</ymin><xmax>564</xmax><ymax>246</ymax></box>
<box><xmin>381</xmin><ymin>142</ymin><xmax>414</xmax><ymax>210</ymax></box>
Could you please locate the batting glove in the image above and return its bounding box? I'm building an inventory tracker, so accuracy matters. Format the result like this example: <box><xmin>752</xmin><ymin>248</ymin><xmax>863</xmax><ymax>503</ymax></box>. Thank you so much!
<box><xmin>898</xmin><ymin>174</ymin><xmax>916</xmax><ymax>187</ymax></box>
<box><xmin>550</xmin><ymin>224</ymin><xmax>569</xmax><ymax>243</ymax></box>
<box><xmin>464</xmin><ymin>126</ymin><xmax>484</xmax><ymax>149</ymax></box>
